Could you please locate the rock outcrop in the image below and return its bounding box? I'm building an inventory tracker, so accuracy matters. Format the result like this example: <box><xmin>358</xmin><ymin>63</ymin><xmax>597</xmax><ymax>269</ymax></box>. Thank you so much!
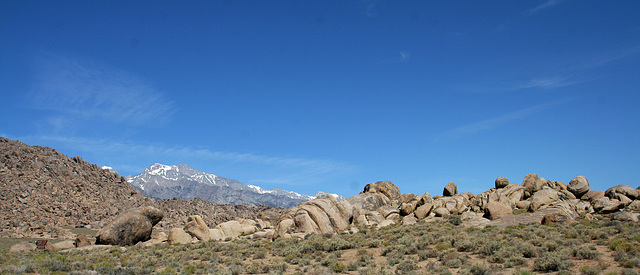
<box><xmin>95</xmin><ymin>206</ymin><xmax>163</xmax><ymax>246</ymax></box>
<box><xmin>184</xmin><ymin>215</ymin><xmax>210</xmax><ymax>241</ymax></box>
<box><xmin>568</xmin><ymin>176</ymin><xmax>590</xmax><ymax>198</ymax></box>
<box><xmin>443</xmin><ymin>182</ymin><xmax>458</xmax><ymax>196</ymax></box>
<box><xmin>495</xmin><ymin>177</ymin><xmax>509</xmax><ymax>189</ymax></box>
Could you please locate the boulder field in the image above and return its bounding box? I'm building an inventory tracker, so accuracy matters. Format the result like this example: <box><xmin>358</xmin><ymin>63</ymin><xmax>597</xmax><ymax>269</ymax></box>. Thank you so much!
<box><xmin>13</xmin><ymin>174</ymin><xmax>639</xmax><ymax>250</ymax></box>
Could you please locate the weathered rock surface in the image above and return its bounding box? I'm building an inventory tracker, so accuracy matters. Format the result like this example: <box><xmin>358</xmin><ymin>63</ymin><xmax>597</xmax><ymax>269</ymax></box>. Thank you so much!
<box><xmin>9</xmin><ymin>242</ymin><xmax>36</xmax><ymax>252</ymax></box>
<box><xmin>484</xmin><ymin>201</ymin><xmax>513</xmax><ymax>220</ymax></box>
<box><xmin>74</xmin><ymin>234</ymin><xmax>91</xmax><ymax>248</ymax></box>
<box><xmin>592</xmin><ymin>197</ymin><xmax>624</xmax><ymax>214</ymax></box>
<box><xmin>605</xmin><ymin>185</ymin><xmax>639</xmax><ymax>201</ymax></box>
<box><xmin>209</xmin><ymin>219</ymin><xmax>259</xmax><ymax>241</ymax></box>
<box><xmin>95</xmin><ymin>206</ymin><xmax>163</xmax><ymax>246</ymax></box>
<box><xmin>184</xmin><ymin>215</ymin><xmax>210</xmax><ymax>241</ymax></box>
<box><xmin>581</xmin><ymin>190</ymin><xmax>605</xmax><ymax>202</ymax></box>
<box><xmin>443</xmin><ymin>182</ymin><xmax>458</xmax><ymax>196</ymax></box>
<box><xmin>541</xmin><ymin>211</ymin><xmax>574</xmax><ymax>225</ymax></box>
<box><xmin>495</xmin><ymin>177</ymin><xmax>509</xmax><ymax>189</ymax></box>
<box><xmin>168</xmin><ymin>228</ymin><xmax>193</xmax><ymax>244</ymax></box>
<box><xmin>568</xmin><ymin>176</ymin><xmax>590</xmax><ymax>198</ymax></box>
<box><xmin>612</xmin><ymin>211</ymin><xmax>639</xmax><ymax>222</ymax></box>
<box><xmin>528</xmin><ymin>188</ymin><xmax>563</xmax><ymax>211</ymax></box>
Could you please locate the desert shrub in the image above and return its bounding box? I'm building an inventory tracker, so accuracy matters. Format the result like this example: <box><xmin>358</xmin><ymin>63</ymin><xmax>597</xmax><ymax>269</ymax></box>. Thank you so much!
<box><xmin>478</xmin><ymin>240</ymin><xmax>502</xmax><ymax>257</ymax></box>
<box><xmin>533</xmin><ymin>252</ymin><xmax>572</xmax><ymax>272</ymax></box>
<box><xmin>579</xmin><ymin>265</ymin><xmax>599</xmax><ymax>275</ymax></box>
<box><xmin>543</xmin><ymin>240</ymin><xmax>559</xmax><ymax>252</ymax></box>
<box><xmin>418</xmin><ymin>248</ymin><xmax>439</xmax><ymax>260</ymax></box>
<box><xmin>439</xmin><ymin>250</ymin><xmax>467</xmax><ymax>268</ymax></box>
<box><xmin>395</xmin><ymin>259</ymin><xmax>418</xmax><ymax>273</ymax></box>
<box><xmin>520</xmin><ymin>243</ymin><xmax>539</xmax><ymax>258</ymax></box>
<box><xmin>572</xmin><ymin>246</ymin><xmax>599</xmax><ymax>260</ymax></box>
<box><xmin>455</xmin><ymin>238</ymin><xmax>477</xmax><ymax>252</ymax></box>
<box><xmin>332</xmin><ymin>262</ymin><xmax>347</xmax><ymax>273</ymax></box>
<box><xmin>435</xmin><ymin>241</ymin><xmax>453</xmax><ymax>252</ymax></box>
<box><xmin>347</xmin><ymin>261</ymin><xmax>359</xmax><ymax>271</ymax></box>
<box><xmin>459</xmin><ymin>263</ymin><xmax>494</xmax><ymax>275</ymax></box>
<box><xmin>324</xmin><ymin>236</ymin><xmax>356</xmax><ymax>252</ymax></box>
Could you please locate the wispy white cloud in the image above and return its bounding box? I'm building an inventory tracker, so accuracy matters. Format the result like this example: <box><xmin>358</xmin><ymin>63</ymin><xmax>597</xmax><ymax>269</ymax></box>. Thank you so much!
<box><xmin>363</xmin><ymin>0</ymin><xmax>378</xmax><ymax>17</ymax></box>
<box><xmin>28</xmin><ymin>53</ymin><xmax>174</xmax><ymax>127</ymax></box>
<box><xmin>434</xmin><ymin>98</ymin><xmax>574</xmax><ymax>141</ymax></box>
<box><xmin>400</xmin><ymin>51</ymin><xmax>411</xmax><ymax>62</ymax></box>
<box><xmin>24</xmin><ymin>135</ymin><xmax>354</xmax><ymax>187</ymax></box>
<box><xmin>528</xmin><ymin>0</ymin><xmax>566</xmax><ymax>15</ymax></box>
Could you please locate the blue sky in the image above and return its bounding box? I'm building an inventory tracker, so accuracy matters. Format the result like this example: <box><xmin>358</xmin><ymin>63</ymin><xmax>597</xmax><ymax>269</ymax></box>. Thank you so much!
<box><xmin>1</xmin><ymin>1</ymin><xmax>639</xmax><ymax>197</ymax></box>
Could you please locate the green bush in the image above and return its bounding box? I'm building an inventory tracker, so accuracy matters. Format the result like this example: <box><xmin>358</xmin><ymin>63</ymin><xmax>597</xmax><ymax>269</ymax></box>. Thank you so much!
<box><xmin>533</xmin><ymin>252</ymin><xmax>572</xmax><ymax>272</ymax></box>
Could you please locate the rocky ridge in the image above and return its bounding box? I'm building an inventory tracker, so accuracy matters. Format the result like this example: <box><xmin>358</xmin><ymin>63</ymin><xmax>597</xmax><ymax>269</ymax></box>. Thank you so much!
<box><xmin>0</xmin><ymin>137</ymin><xmax>285</xmax><ymax>238</ymax></box>
<box><xmin>127</xmin><ymin>163</ymin><xmax>344</xmax><ymax>208</ymax></box>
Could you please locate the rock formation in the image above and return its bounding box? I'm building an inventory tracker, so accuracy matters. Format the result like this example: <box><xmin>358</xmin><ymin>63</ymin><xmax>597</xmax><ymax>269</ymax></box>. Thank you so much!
<box><xmin>95</xmin><ymin>206</ymin><xmax>163</xmax><ymax>246</ymax></box>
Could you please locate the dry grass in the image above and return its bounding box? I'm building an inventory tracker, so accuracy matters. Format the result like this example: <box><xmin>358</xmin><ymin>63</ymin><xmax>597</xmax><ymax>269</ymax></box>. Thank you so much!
<box><xmin>1</xmin><ymin>217</ymin><xmax>639</xmax><ymax>274</ymax></box>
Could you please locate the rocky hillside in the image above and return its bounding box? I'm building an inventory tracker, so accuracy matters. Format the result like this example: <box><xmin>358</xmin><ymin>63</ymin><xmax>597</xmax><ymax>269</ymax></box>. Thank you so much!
<box><xmin>0</xmin><ymin>137</ymin><xmax>285</xmax><ymax>238</ymax></box>
<box><xmin>0</xmin><ymin>137</ymin><xmax>151</xmax><ymax>238</ymax></box>
<box><xmin>127</xmin><ymin>163</ymin><xmax>343</xmax><ymax>208</ymax></box>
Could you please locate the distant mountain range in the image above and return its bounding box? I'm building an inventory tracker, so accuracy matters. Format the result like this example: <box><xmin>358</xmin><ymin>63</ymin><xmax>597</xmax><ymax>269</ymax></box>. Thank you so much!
<box><xmin>126</xmin><ymin>163</ymin><xmax>345</xmax><ymax>208</ymax></box>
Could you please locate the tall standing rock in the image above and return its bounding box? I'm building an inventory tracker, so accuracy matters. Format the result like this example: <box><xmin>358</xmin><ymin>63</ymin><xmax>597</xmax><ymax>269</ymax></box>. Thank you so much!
<box><xmin>443</xmin><ymin>182</ymin><xmax>458</xmax><ymax>197</ymax></box>
<box><xmin>568</xmin><ymin>176</ymin><xmax>590</xmax><ymax>198</ymax></box>
<box><xmin>184</xmin><ymin>215</ymin><xmax>210</xmax><ymax>241</ymax></box>
<box><xmin>95</xmin><ymin>206</ymin><xmax>163</xmax><ymax>246</ymax></box>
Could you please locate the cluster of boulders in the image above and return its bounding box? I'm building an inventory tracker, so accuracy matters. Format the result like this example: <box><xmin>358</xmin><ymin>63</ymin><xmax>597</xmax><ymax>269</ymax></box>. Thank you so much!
<box><xmin>273</xmin><ymin>175</ymin><xmax>639</xmax><ymax>237</ymax></box>
<box><xmin>9</xmin><ymin>174</ymin><xmax>640</xmax><ymax>251</ymax></box>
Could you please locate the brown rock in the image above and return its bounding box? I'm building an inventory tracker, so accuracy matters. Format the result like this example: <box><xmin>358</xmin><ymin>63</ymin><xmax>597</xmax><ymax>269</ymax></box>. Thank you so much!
<box><xmin>274</xmin><ymin>195</ymin><xmax>353</xmax><ymax>238</ymax></box>
<box><xmin>361</xmin><ymin>181</ymin><xmax>402</xmax><ymax>207</ymax></box>
<box><xmin>401</xmin><ymin>193</ymin><xmax>415</xmax><ymax>204</ymax></box>
<box><xmin>184</xmin><ymin>215</ymin><xmax>210</xmax><ymax>241</ymax></box>
<box><xmin>495</xmin><ymin>177</ymin><xmax>509</xmax><ymax>189</ymax></box>
<box><xmin>50</xmin><ymin>240</ymin><xmax>75</xmax><ymax>251</ymax></box>
<box><xmin>414</xmin><ymin>203</ymin><xmax>434</xmax><ymax>219</ymax></box>
<box><xmin>606</xmin><ymin>185</ymin><xmax>639</xmax><ymax>200</ymax></box>
<box><xmin>433</xmin><ymin>207</ymin><xmax>450</xmax><ymax>217</ymax></box>
<box><xmin>484</xmin><ymin>201</ymin><xmax>513</xmax><ymax>220</ymax></box>
<box><xmin>612</xmin><ymin>211</ymin><xmax>639</xmax><ymax>222</ymax></box>
<box><xmin>581</xmin><ymin>190</ymin><xmax>605</xmax><ymax>202</ymax></box>
<box><xmin>402</xmin><ymin>214</ymin><xmax>418</xmax><ymax>225</ymax></box>
<box><xmin>95</xmin><ymin>206</ymin><xmax>163</xmax><ymax>246</ymax></box>
<box><xmin>168</xmin><ymin>228</ymin><xmax>193</xmax><ymax>244</ymax></box>
<box><xmin>74</xmin><ymin>234</ymin><xmax>91</xmax><ymax>247</ymax></box>
<box><xmin>443</xmin><ymin>181</ymin><xmax>457</xmax><ymax>197</ymax></box>
<box><xmin>9</xmin><ymin>242</ymin><xmax>36</xmax><ymax>252</ymax></box>
<box><xmin>528</xmin><ymin>189</ymin><xmax>562</xmax><ymax>211</ymax></box>
<box><xmin>568</xmin><ymin>176</ymin><xmax>590</xmax><ymax>198</ymax></box>
<box><xmin>592</xmin><ymin>197</ymin><xmax>624</xmax><ymax>214</ymax></box>
<box><xmin>541</xmin><ymin>211</ymin><xmax>574</xmax><ymax>225</ymax></box>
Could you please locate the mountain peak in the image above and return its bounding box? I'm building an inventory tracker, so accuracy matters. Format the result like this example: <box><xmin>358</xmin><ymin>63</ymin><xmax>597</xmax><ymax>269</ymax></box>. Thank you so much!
<box><xmin>127</xmin><ymin>163</ymin><xmax>344</xmax><ymax>208</ymax></box>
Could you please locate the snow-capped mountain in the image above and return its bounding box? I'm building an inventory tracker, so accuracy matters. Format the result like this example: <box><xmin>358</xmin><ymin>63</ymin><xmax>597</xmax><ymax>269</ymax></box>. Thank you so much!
<box><xmin>126</xmin><ymin>163</ymin><xmax>343</xmax><ymax>208</ymax></box>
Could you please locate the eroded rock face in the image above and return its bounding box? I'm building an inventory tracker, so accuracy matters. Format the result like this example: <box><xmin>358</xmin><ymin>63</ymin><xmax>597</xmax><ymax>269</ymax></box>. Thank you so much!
<box><xmin>592</xmin><ymin>197</ymin><xmax>623</xmax><ymax>214</ymax></box>
<box><xmin>528</xmin><ymin>188</ymin><xmax>563</xmax><ymax>212</ymax></box>
<box><xmin>495</xmin><ymin>177</ymin><xmax>509</xmax><ymax>189</ymax></box>
<box><xmin>74</xmin><ymin>234</ymin><xmax>91</xmax><ymax>248</ymax></box>
<box><xmin>443</xmin><ymin>182</ymin><xmax>458</xmax><ymax>197</ymax></box>
<box><xmin>168</xmin><ymin>228</ymin><xmax>193</xmax><ymax>244</ymax></box>
<box><xmin>274</xmin><ymin>195</ymin><xmax>354</xmax><ymax>238</ymax></box>
<box><xmin>95</xmin><ymin>206</ymin><xmax>163</xmax><ymax>246</ymax></box>
<box><xmin>484</xmin><ymin>201</ymin><xmax>513</xmax><ymax>220</ymax></box>
<box><xmin>184</xmin><ymin>215</ymin><xmax>210</xmax><ymax>241</ymax></box>
<box><xmin>606</xmin><ymin>185</ymin><xmax>639</xmax><ymax>201</ymax></box>
<box><xmin>360</xmin><ymin>181</ymin><xmax>402</xmax><ymax>208</ymax></box>
<box><xmin>568</xmin><ymin>176</ymin><xmax>590</xmax><ymax>198</ymax></box>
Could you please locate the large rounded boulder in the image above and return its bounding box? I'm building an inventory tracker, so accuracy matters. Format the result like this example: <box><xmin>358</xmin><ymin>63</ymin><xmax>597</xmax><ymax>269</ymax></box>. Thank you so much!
<box><xmin>95</xmin><ymin>206</ymin><xmax>163</xmax><ymax>246</ymax></box>
<box><xmin>568</xmin><ymin>176</ymin><xmax>590</xmax><ymax>198</ymax></box>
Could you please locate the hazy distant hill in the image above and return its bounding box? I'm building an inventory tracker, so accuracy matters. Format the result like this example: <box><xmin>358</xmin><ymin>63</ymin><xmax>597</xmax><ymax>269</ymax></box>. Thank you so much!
<box><xmin>127</xmin><ymin>163</ymin><xmax>344</xmax><ymax>208</ymax></box>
